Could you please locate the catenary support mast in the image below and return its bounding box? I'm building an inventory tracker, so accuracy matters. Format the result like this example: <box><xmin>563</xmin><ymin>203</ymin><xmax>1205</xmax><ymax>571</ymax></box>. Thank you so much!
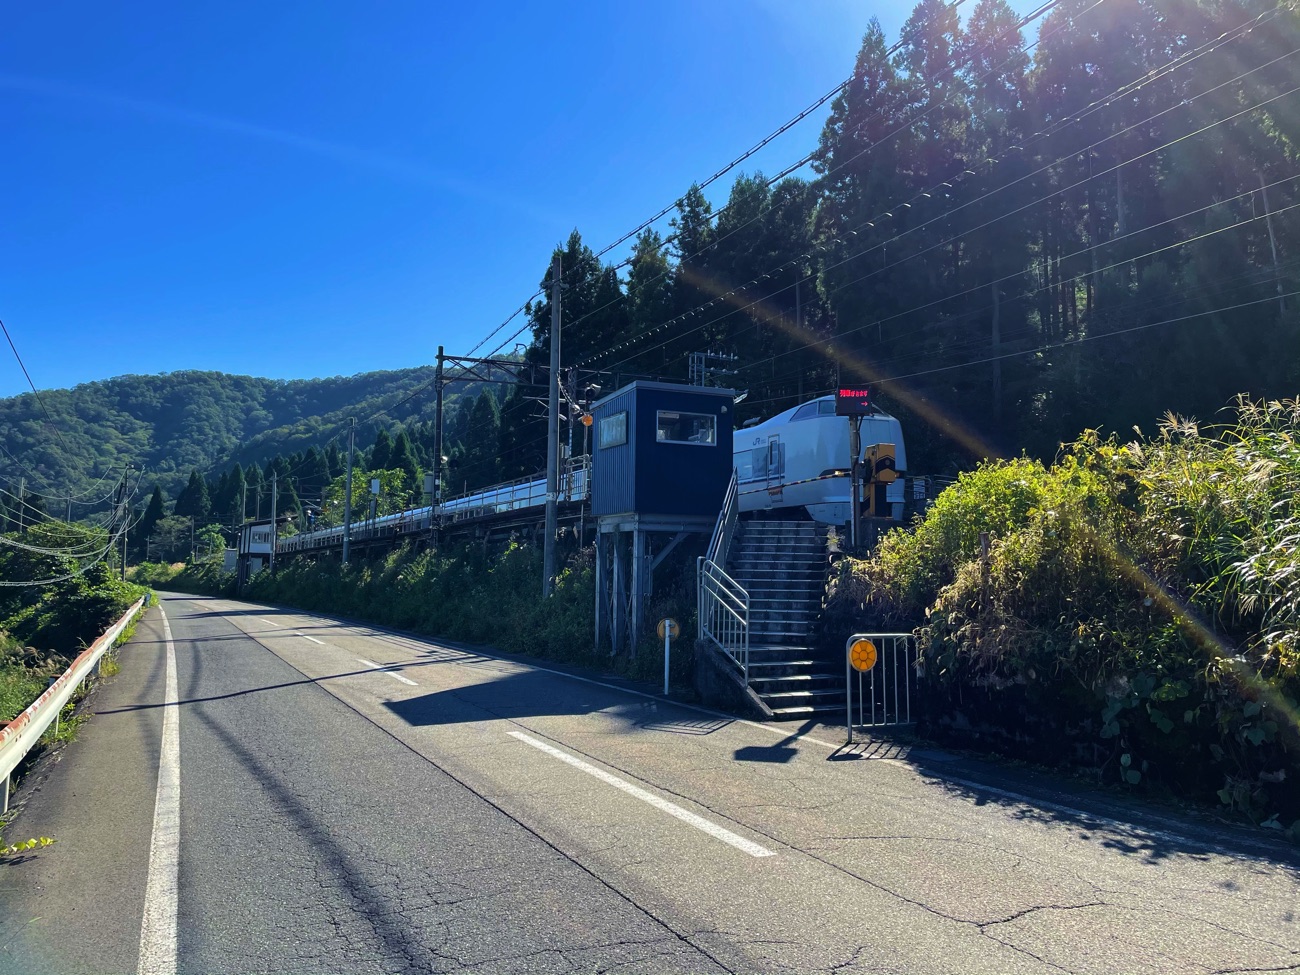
<box><xmin>543</xmin><ymin>253</ymin><xmax>561</xmax><ymax>597</ymax></box>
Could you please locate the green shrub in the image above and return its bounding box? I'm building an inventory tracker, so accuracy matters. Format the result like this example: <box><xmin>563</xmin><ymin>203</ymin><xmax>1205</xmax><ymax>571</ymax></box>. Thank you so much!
<box><xmin>828</xmin><ymin>397</ymin><xmax>1300</xmax><ymax>828</ymax></box>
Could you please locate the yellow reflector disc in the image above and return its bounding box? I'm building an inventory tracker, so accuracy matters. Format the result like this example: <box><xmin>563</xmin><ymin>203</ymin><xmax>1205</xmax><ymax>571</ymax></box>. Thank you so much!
<box><xmin>850</xmin><ymin>639</ymin><xmax>878</xmax><ymax>672</ymax></box>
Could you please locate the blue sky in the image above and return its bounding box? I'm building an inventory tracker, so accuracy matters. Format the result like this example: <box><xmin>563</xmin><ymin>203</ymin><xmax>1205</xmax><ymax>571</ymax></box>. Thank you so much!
<box><xmin>1</xmin><ymin>0</ymin><xmax>1023</xmax><ymax>398</ymax></box>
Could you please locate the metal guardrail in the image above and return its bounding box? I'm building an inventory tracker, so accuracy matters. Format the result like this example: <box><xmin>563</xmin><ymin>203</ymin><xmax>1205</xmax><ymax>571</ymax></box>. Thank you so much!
<box><xmin>845</xmin><ymin>632</ymin><xmax>917</xmax><ymax>742</ymax></box>
<box><xmin>0</xmin><ymin>597</ymin><xmax>146</xmax><ymax>812</ymax></box>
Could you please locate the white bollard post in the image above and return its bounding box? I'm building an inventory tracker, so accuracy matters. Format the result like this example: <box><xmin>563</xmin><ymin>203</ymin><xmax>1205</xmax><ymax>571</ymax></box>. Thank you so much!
<box><xmin>663</xmin><ymin>627</ymin><xmax>670</xmax><ymax>697</ymax></box>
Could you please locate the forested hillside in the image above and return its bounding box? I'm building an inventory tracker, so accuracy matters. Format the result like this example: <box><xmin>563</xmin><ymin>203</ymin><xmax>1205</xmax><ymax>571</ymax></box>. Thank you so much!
<box><xmin>0</xmin><ymin>367</ymin><xmax>443</xmax><ymax>502</ymax></box>
<box><xmin>3</xmin><ymin>0</ymin><xmax>1297</xmax><ymax>546</ymax></box>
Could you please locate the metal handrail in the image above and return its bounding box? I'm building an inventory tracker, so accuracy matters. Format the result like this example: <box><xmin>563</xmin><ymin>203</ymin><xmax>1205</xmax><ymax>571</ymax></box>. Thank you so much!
<box><xmin>698</xmin><ymin>468</ymin><xmax>750</xmax><ymax>680</ymax></box>
<box><xmin>705</xmin><ymin>469</ymin><xmax>740</xmax><ymax>566</ymax></box>
<box><xmin>697</xmin><ymin>557</ymin><xmax>751</xmax><ymax>681</ymax></box>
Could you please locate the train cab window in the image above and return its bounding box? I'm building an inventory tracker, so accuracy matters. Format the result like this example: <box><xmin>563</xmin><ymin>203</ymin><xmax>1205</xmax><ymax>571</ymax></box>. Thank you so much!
<box><xmin>792</xmin><ymin>399</ymin><xmax>838</xmax><ymax>421</ymax></box>
<box><xmin>656</xmin><ymin>411</ymin><xmax>716</xmax><ymax>445</ymax></box>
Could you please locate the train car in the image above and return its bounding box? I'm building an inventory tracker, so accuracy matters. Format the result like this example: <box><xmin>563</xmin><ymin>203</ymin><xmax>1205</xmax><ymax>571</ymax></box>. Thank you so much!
<box><xmin>733</xmin><ymin>395</ymin><xmax>907</xmax><ymax>525</ymax></box>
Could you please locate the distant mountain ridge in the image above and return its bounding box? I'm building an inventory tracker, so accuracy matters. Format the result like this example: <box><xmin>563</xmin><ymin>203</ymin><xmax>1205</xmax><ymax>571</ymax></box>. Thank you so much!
<box><xmin>0</xmin><ymin>366</ymin><xmax>443</xmax><ymax>505</ymax></box>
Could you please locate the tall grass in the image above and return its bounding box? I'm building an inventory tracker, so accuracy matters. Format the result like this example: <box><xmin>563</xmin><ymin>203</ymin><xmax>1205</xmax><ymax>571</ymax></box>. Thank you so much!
<box><xmin>827</xmin><ymin>396</ymin><xmax>1300</xmax><ymax>830</ymax></box>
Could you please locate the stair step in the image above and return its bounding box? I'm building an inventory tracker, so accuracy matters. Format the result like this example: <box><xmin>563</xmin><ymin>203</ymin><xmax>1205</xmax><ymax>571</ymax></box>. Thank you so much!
<box><xmin>759</xmin><ymin>686</ymin><xmax>846</xmax><ymax>699</ymax></box>
<box><xmin>749</xmin><ymin>673</ymin><xmax>841</xmax><ymax>684</ymax></box>
<box><xmin>768</xmin><ymin>704</ymin><xmax>845</xmax><ymax>718</ymax></box>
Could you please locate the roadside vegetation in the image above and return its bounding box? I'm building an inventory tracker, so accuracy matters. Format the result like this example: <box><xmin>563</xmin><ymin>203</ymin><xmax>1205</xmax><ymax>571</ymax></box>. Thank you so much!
<box><xmin>1</xmin><ymin>523</ymin><xmax>146</xmax><ymax>840</ymax></box>
<box><xmin>131</xmin><ymin>559</ymin><xmax>233</xmax><ymax>597</ymax></box>
<box><xmin>828</xmin><ymin>397</ymin><xmax>1300</xmax><ymax>832</ymax></box>
<box><xmin>240</xmin><ymin>540</ymin><xmax>696</xmax><ymax>686</ymax></box>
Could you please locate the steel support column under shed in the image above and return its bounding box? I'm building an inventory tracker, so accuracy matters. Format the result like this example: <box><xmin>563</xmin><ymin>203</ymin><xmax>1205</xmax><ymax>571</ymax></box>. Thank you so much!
<box><xmin>595</xmin><ymin>514</ymin><xmax>714</xmax><ymax>658</ymax></box>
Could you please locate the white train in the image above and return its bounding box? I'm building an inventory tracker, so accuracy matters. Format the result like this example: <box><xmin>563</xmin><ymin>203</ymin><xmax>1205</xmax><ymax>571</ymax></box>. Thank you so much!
<box><xmin>734</xmin><ymin>395</ymin><xmax>907</xmax><ymax>525</ymax></box>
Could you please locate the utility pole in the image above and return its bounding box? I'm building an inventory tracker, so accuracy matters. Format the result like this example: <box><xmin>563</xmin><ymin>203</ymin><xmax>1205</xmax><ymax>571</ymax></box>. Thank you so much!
<box><xmin>112</xmin><ymin>471</ymin><xmax>126</xmax><ymax>578</ymax></box>
<box><xmin>120</xmin><ymin>466</ymin><xmax>130</xmax><ymax>580</ymax></box>
<box><xmin>849</xmin><ymin>417</ymin><xmax>862</xmax><ymax>550</ymax></box>
<box><xmin>543</xmin><ymin>253</ymin><xmax>562</xmax><ymax>597</ymax></box>
<box><xmin>342</xmin><ymin>418</ymin><xmax>355</xmax><ymax>565</ymax></box>
<box><xmin>432</xmin><ymin>346</ymin><xmax>444</xmax><ymax>549</ymax></box>
<box><xmin>270</xmin><ymin>470</ymin><xmax>278</xmax><ymax>574</ymax></box>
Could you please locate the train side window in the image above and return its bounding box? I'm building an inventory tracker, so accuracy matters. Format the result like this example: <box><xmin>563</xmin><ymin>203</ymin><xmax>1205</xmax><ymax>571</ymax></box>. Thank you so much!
<box><xmin>751</xmin><ymin>447</ymin><xmax>767</xmax><ymax>479</ymax></box>
<box><xmin>736</xmin><ymin>453</ymin><xmax>753</xmax><ymax>480</ymax></box>
<box><xmin>818</xmin><ymin>399</ymin><xmax>837</xmax><ymax>415</ymax></box>
<box><xmin>656</xmin><ymin>411</ymin><xmax>716</xmax><ymax>445</ymax></box>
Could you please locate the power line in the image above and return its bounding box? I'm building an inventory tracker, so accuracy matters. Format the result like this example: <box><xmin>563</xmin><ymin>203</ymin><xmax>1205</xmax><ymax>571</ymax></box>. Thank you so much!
<box><xmin>0</xmin><ymin>317</ymin><xmax>75</xmax><ymax>460</ymax></box>
<box><xmin>591</xmin><ymin>57</ymin><xmax>1300</xmax><ymax>376</ymax></box>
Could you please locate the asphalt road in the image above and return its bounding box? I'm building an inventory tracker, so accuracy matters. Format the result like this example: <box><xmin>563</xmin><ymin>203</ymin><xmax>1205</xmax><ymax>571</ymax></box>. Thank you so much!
<box><xmin>1</xmin><ymin>592</ymin><xmax>1297</xmax><ymax>974</ymax></box>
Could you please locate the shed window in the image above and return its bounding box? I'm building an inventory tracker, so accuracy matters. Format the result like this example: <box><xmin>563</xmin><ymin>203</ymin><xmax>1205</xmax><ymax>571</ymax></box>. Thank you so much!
<box><xmin>598</xmin><ymin>411</ymin><xmax>627</xmax><ymax>448</ymax></box>
<box><xmin>656</xmin><ymin>411</ymin><xmax>716</xmax><ymax>445</ymax></box>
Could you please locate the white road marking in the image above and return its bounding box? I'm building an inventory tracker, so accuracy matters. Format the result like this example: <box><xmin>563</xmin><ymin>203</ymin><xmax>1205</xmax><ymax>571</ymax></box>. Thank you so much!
<box><xmin>297</xmin><ymin>633</ymin><xmax>326</xmax><ymax>645</ymax></box>
<box><xmin>231</xmin><ymin>607</ymin><xmax>1227</xmax><ymax>852</ymax></box>
<box><xmin>356</xmin><ymin>658</ymin><xmax>417</xmax><ymax>686</ymax></box>
<box><xmin>138</xmin><ymin>607</ymin><xmax>180</xmax><ymax>975</ymax></box>
<box><xmin>509</xmin><ymin>731</ymin><xmax>775</xmax><ymax>858</ymax></box>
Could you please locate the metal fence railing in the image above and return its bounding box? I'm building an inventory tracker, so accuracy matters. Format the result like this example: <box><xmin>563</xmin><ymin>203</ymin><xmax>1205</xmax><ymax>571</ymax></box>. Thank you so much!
<box><xmin>0</xmin><ymin>597</ymin><xmax>146</xmax><ymax>812</ymax></box>
<box><xmin>845</xmin><ymin>632</ymin><xmax>917</xmax><ymax>742</ymax></box>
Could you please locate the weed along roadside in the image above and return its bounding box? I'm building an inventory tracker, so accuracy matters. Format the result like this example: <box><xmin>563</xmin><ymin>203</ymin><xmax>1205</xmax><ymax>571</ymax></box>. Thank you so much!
<box><xmin>1</xmin><ymin>535</ymin><xmax>148</xmax><ymax>836</ymax></box>
<box><xmin>825</xmin><ymin>397</ymin><xmax>1300</xmax><ymax>836</ymax></box>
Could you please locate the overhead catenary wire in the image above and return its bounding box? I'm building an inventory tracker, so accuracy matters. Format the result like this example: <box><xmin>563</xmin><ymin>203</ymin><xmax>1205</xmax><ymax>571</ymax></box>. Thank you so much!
<box><xmin>671</xmin><ymin>185</ymin><xmax>1300</xmax><ymax>397</ymax></box>
<box><xmin>0</xmin><ymin>316</ymin><xmax>76</xmax><ymax>462</ymax></box>
<box><xmin>544</xmin><ymin>0</ymin><xmax>1094</xmax><ymax>361</ymax></box>
<box><xmin>473</xmin><ymin>0</ymin><xmax>1009</xmax><ymax>364</ymax></box>
<box><xmin>582</xmin><ymin>13</ymin><xmax>1291</xmax><ymax>371</ymax></box>
<box><xmin>590</xmin><ymin>60</ymin><xmax>1300</xmax><ymax>376</ymax></box>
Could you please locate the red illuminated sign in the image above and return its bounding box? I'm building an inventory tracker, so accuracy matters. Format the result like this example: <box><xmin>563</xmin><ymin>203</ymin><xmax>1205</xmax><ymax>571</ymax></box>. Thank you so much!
<box><xmin>835</xmin><ymin>387</ymin><xmax>873</xmax><ymax>416</ymax></box>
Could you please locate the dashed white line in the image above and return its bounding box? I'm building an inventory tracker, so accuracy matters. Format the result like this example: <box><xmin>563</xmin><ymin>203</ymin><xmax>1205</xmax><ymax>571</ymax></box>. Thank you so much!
<box><xmin>259</xmin><ymin>619</ymin><xmax>278</xmax><ymax>628</ymax></box>
<box><xmin>138</xmin><ymin>607</ymin><xmax>180</xmax><ymax>975</ymax></box>
<box><xmin>508</xmin><ymin>731</ymin><xmax>775</xmax><ymax>858</ymax></box>
<box><xmin>356</xmin><ymin>658</ymin><xmax>417</xmax><ymax>686</ymax></box>
<box><xmin>297</xmin><ymin>633</ymin><xmax>326</xmax><ymax>645</ymax></box>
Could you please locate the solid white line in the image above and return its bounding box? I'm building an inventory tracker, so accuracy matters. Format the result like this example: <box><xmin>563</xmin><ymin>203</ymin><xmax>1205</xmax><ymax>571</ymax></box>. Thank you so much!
<box><xmin>508</xmin><ymin>731</ymin><xmax>774</xmax><ymax>858</ymax></box>
<box><xmin>356</xmin><ymin>658</ymin><xmax>417</xmax><ymax>686</ymax></box>
<box><xmin>138</xmin><ymin>607</ymin><xmax>180</xmax><ymax>975</ymax></box>
<box><xmin>227</xmin><ymin>604</ymin><xmax>1224</xmax><ymax>851</ymax></box>
<box><xmin>298</xmin><ymin>633</ymin><xmax>326</xmax><ymax>645</ymax></box>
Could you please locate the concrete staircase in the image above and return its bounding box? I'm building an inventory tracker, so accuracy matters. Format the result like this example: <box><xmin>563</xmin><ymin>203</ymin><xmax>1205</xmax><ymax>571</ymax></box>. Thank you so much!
<box><xmin>728</xmin><ymin>519</ymin><xmax>842</xmax><ymax>719</ymax></box>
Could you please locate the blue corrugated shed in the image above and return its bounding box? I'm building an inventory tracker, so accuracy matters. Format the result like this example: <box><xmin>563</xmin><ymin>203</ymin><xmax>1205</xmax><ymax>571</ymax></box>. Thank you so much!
<box><xmin>590</xmin><ymin>381</ymin><xmax>735</xmax><ymax>518</ymax></box>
